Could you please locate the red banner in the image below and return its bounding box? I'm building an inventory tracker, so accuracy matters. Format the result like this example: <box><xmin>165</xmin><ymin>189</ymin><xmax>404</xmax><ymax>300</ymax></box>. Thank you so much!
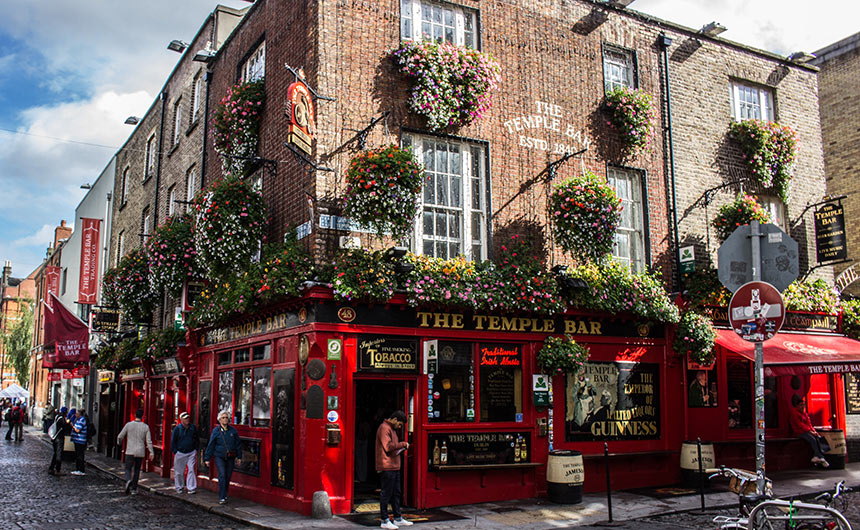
<box><xmin>45</xmin><ymin>265</ymin><xmax>61</xmax><ymax>309</ymax></box>
<box><xmin>46</xmin><ymin>372</ymin><xmax>61</xmax><ymax>381</ymax></box>
<box><xmin>43</xmin><ymin>293</ymin><xmax>89</xmax><ymax>369</ymax></box>
<box><xmin>78</xmin><ymin>218</ymin><xmax>101</xmax><ymax>305</ymax></box>
<box><xmin>62</xmin><ymin>370</ymin><xmax>75</xmax><ymax>379</ymax></box>
<box><xmin>73</xmin><ymin>365</ymin><xmax>90</xmax><ymax>377</ymax></box>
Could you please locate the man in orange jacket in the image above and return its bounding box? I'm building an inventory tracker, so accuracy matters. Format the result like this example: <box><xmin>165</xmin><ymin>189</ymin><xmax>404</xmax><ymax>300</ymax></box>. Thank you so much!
<box><xmin>375</xmin><ymin>410</ymin><xmax>413</xmax><ymax>529</ymax></box>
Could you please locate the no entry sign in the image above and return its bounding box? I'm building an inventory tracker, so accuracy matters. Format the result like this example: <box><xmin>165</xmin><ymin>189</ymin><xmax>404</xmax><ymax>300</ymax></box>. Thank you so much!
<box><xmin>728</xmin><ymin>281</ymin><xmax>785</xmax><ymax>343</ymax></box>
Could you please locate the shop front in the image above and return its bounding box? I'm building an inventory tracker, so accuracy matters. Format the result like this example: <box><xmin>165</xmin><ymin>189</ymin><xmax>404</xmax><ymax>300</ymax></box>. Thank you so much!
<box><xmin>188</xmin><ymin>288</ymin><xmax>677</xmax><ymax>515</ymax></box>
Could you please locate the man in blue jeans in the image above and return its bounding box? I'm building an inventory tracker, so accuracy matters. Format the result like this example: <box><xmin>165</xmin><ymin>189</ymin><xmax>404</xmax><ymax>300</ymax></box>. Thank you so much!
<box><xmin>375</xmin><ymin>411</ymin><xmax>412</xmax><ymax>529</ymax></box>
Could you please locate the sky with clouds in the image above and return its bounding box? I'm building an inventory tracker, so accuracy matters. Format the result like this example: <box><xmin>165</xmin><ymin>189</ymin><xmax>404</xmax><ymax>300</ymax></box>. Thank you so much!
<box><xmin>0</xmin><ymin>0</ymin><xmax>857</xmax><ymax>276</ymax></box>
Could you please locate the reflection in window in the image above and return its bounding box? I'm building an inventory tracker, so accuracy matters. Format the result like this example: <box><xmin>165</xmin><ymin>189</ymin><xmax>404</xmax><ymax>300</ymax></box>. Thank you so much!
<box><xmin>236</xmin><ymin>438</ymin><xmax>262</xmax><ymax>476</ymax></box>
<box><xmin>218</xmin><ymin>351</ymin><xmax>231</xmax><ymax>365</ymax></box>
<box><xmin>764</xmin><ymin>376</ymin><xmax>779</xmax><ymax>428</ymax></box>
<box><xmin>235</xmin><ymin>369</ymin><xmax>252</xmax><ymax>426</ymax></box>
<box><xmin>218</xmin><ymin>370</ymin><xmax>234</xmax><ymax>418</ymax></box>
<box><xmin>253</xmin><ymin>367</ymin><xmax>272</xmax><ymax>427</ymax></box>
<box><xmin>429</xmin><ymin>342</ymin><xmax>474</xmax><ymax>423</ymax></box>
<box><xmin>727</xmin><ymin>358</ymin><xmax>752</xmax><ymax>429</ymax></box>
<box><xmin>687</xmin><ymin>368</ymin><xmax>718</xmax><ymax>408</ymax></box>
<box><xmin>235</xmin><ymin>348</ymin><xmax>250</xmax><ymax>363</ymax></box>
<box><xmin>253</xmin><ymin>344</ymin><xmax>271</xmax><ymax>361</ymax></box>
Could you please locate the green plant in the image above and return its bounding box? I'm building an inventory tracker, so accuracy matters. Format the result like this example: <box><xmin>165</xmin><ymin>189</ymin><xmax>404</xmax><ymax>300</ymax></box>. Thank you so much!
<box><xmin>729</xmin><ymin>119</ymin><xmax>797</xmax><ymax>200</ymax></box>
<box><xmin>94</xmin><ymin>338</ymin><xmax>138</xmax><ymax>371</ymax></box>
<box><xmin>146</xmin><ymin>213</ymin><xmax>198</xmax><ymax>296</ymax></box>
<box><xmin>391</xmin><ymin>40</ymin><xmax>501</xmax><ymax>130</ymax></box>
<box><xmin>550</xmin><ymin>171</ymin><xmax>622</xmax><ymax>262</ymax></box>
<box><xmin>2</xmin><ymin>301</ymin><xmax>32</xmax><ymax>386</ymax></box>
<box><xmin>194</xmin><ymin>176</ymin><xmax>266</xmax><ymax>281</ymax></box>
<box><xmin>783</xmin><ymin>279</ymin><xmax>840</xmax><ymax>313</ymax></box>
<box><xmin>344</xmin><ymin>145</ymin><xmax>425</xmax><ymax>240</ymax></box>
<box><xmin>331</xmin><ymin>249</ymin><xmax>396</xmax><ymax>302</ymax></box>
<box><xmin>683</xmin><ymin>265</ymin><xmax>731</xmax><ymax>309</ymax></box>
<box><xmin>254</xmin><ymin>234</ymin><xmax>315</xmax><ymax>304</ymax></box>
<box><xmin>212</xmin><ymin>79</ymin><xmax>265</xmax><ymax>177</ymax></box>
<box><xmin>674</xmin><ymin>311</ymin><xmax>717</xmax><ymax>365</ymax></box>
<box><xmin>604</xmin><ymin>86</ymin><xmax>657</xmax><ymax>156</ymax></box>
<box><xmin>841</xmin><ymin>299</ymin><xmax>860</xmax><ymax>340</ymax></box>
<box><xmin>712</xmin><ymin>194</ymin><xmax>772</xmax><ymax>243</ymax></box>
<box><xmin>102</xmin><ymin>249</ymin><xmax>158</xmax><ymax>324</ymax></box>
<box><xmin>142</xmin><ymin>328</ymin><xmax>186</xmax><ymax>361</ymax></box>
<box><xmin>537</xmin><ymin>335</ymin><xmax>590</xmax><ymax>375</ymax></box>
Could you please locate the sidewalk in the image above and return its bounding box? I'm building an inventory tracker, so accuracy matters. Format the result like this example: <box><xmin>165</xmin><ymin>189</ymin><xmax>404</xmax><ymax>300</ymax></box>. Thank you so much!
<box><xmin>28</xmin><ymin>426</ymin><xmax>860</xmax><ymax>529</ymax></box>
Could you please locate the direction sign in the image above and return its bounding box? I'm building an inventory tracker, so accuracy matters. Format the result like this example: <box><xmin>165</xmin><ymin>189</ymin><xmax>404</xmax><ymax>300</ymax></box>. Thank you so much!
<box><xmin>728</xmin><ymin>281</ymin><xmax>785</xmax><ymax>343</ymax></box>
<box><xmin>718</xmin><ymin>223</ymin><xmax>799</xmax><ymax>293</ymax></box>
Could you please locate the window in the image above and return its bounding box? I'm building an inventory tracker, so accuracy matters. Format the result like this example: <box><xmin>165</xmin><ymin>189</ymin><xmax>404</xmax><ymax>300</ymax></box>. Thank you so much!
<box><xmin>401</xmin><ymin>0</ymin><xmax>478</xmax><ymax>49</ymax></box>
<box><xmin>191</xmin><ymin>74</ymin><xmax>203</xmax><ymax>121</ymax></box>
<box><xmin>144</xmin><ymin>134</ymin><xmax>156</xmax><ymax>180</ymax></box>
<box><xmin>186</xmin><ymin>167</ymin><xmax>197</xmax><ymax>209</ymax></box>
<box><xmin>430</xmin><ymin>342</ymin><xmax>474</xmax><ymax>423</ymax></box>
<box><xmin>241</xmin><ymin>41</ymin><xmax>265</xmax><ymax>82</ymax></box>
<box><xmin>687</xmin><ymin>368</ymin><xmax>717</xmax><ymax>408</ymax></box>
<box><xmin>402</xmin><ymin>133</ymin><xmax>487</xmax><ymax>260</ymax></box>
<box><xmin>172</xmin><ymin>99</ymin><xmax>183</xmax><ymax>147</ymax></box>
<box><xmin>758</xmin><ymin>196</ymin><xmax>786</xmax><ymax>230</ymax></box>
<box><xmin>607</xmin><ymin>167</ymin><xmax>646</xmax><ymax>272</ymax></box>
<box><xmin>61</xmin><ymin>268</ymin><xmax>67</xmax><ymax>295</ymax></box>
<box><xmin>120</xmin><ymin>167</ymin><xmax>129</xmax><ymax>205</ymax></box>
<box><xmin>143</xmin><ymin>208</ymin><xmax>151</xmax><ymax>240</ymax></box>
<box><xmin>727</xmin><ymin>358</ymin><xmax>752</xmax><ymax>429</ymax></box>
<box><xmin>603</xmin><ymin>45</ymin><xmax>636</xmax><ymax>91</ymax></box>
<box><xmin>117</xmin><ymin>231</ymin><xmax>125</xmax><ymax>265</ymax></box>
<box><xmin>167</xmin><ymin>186</ymin><xmax>176</xmax><ymax>217</ymax></box>
<box><xmin>730</xmin><ymin>81</ymin><xmax>774</xmax><ymax>121</ymax></box>
<box><xmin>217</xmin><ymin>344</ymin><xmax>272</xmax><ymax>428</ymax></box>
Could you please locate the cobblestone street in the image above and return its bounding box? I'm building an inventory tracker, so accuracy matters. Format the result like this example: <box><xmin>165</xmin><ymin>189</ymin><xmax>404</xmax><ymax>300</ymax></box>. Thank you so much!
<box><xmin>0</xmin><ymin>433</ymin><xmax>247</xmax><ymax>529</ymax></box>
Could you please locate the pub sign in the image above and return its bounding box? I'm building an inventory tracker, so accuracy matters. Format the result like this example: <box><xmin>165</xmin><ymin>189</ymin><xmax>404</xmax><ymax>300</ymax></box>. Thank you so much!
<box><xmin>358</xmin><ymin>336</ymin><xmax>418</xmax><ymax>372</ymax></box>
<box><xmin>815</xmin><ymin>201</ymin><xmax>847</xmax><ymax>263</ymax></box>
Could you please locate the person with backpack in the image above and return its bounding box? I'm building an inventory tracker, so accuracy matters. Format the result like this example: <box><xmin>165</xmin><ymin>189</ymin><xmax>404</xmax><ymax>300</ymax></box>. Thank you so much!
<box><xmin>43</xmin><ymin>402</ymin><xmax>56</xmax><ymax>434</ymax></box>
<box><xmin>70</xmin><ymin>408</ymin><xmax>88</xmax><ymax>475</ymax></box>
<box><xmin>48</xmin><ymin>407</ymin><xmax>70</xmax><ymax>475</ymax></box>
<box><xmin>6</xmin><ymin>403</ymin><xmax>22</xmax><ymax>441</ymax></box>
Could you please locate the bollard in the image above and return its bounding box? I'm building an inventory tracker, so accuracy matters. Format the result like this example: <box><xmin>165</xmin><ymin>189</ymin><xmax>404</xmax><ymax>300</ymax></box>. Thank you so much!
<box><xmin>697</xmin><ymin>437</ymin><xmax>705</xmax><ymax>511</ymax></box>
<box><xmin>605</xmin><ymin>442</ymin><xmax>613</xmax><ymax>522</ymax></box>
<box><xmin>311</xmin><ymin>490</ymin><xmax>333</xmax><ymax>519</ymax></box>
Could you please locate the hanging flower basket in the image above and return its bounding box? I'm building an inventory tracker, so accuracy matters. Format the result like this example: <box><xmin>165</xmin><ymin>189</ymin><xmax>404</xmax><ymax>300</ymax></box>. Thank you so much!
<box><xmin>331</xmin><ymin>249</ymin><xmax>396</xmax><ymax>302</ymax></box>
<box><xmin>145</xmin><ymin>213</ymin><xmax>198</xmax><ymax>296</ymax></box>
<box><xmin>673</xmin><ymin>311</ymin><xmax>716</xmax><ymax>366</ymax></box>
<box><xmin>102</xmin><ymin>249</ymin><xmax>158</xmax><ymax>324</ymax></box>
<box><xmin>343</xmin><ymin>145</ymin><xmax>424</xmax><ymax>240</ymax></box>
<box><xmin>391</xmin><ymin>40</ymin><xmax>501</xmax><ymax>131</ymax></box>
<box><xmin>212</xmin><ymin>79</ymin><xmax>265</xmax><ymax>177</ymax></box>
<box><xmin>712</xmin><ymin>194</ymin><xmax>771</xmax><ymax>243</ymax></box>
<box><xmin>783</xmin><ymin>279</ymin><xmax>840</xmax><ymax>314</ymax></box>
<box><xmin>537</xmin><ymin>335</ymin><xmax>590</xmax><ymax>376</ymax></box>
<box><xmin>550</xmin><ymin>170</ymin><xmax>622</xmax><ymax>262</ymax></box>
<box><xmin>604</xmin><ymin>86</ymin><xmax>657</xmax><ymax>157</ymax></box>
<box><xmin>729</xmin><ymin>119</ymin><xmax>796</xmax><ymax>200</ymax></box>
<box><xmin>141</xmin><ymin>328</ymin><xmax>186</xmax><ymax>361</ymax></box>
<box><xmin>194</xmin><ymin>176</ymin><xmax>266</xmax><ymax>281</ymax></box>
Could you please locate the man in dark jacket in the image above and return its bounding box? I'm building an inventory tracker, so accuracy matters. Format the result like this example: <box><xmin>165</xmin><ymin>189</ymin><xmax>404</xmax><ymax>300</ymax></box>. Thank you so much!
<box><xmin>171</xmin><ymin>412</ymin><xmax>198</xmax><ymax>494</ymax></box>
<box><xmin>49</xmin><ymin>407</ymin><xmax>70</xmax><ymax>475</ymax></box>
<box><xmin>375</xmin><ymin>410</ymin><xmax>412</xmax><ymax>530</ymax></box>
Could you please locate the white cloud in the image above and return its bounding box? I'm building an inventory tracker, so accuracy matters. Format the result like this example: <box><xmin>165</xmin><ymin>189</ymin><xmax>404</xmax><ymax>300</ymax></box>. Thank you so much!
<box><xmin>14</xmin><ymin>224</ymin><xmax>56</xmax><ymax>248</ymax></box>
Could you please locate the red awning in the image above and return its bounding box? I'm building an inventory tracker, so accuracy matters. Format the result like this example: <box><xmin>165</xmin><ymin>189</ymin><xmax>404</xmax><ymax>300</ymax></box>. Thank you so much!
<box><xmin>715</xmin><ymin>329</ymin><xmax>860</xmax><ymax>376</ymax></box>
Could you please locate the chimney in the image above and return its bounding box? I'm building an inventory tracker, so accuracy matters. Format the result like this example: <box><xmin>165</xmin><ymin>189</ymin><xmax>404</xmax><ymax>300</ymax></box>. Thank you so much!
<box><xmin>53</xmin><ymin>219</ymin><xmax>73</xmax><ymax>248</ymax></box>
<box><xmin>1</xmin><ymin>260</ymin><xmax>10</xmax><ymax>286</ymax></box>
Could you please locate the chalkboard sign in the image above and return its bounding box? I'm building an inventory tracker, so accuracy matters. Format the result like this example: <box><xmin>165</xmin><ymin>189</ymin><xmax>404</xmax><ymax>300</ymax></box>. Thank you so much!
<box><xmin>479</xmin><ymin>344</ymin><xmax>521</xmax><ymax>422</ymax></box>
<box><xmin>846</xmin><ymin>373</ymin><xmax>860</xmax><ymax>414</ymax></box>
<box><xmin>428</xmin><ymin>431</ymin><xmax>531</xmax><ymax>469</ymax></box>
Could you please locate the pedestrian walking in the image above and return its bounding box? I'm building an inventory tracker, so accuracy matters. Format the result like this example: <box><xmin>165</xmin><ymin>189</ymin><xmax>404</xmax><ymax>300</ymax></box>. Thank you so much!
<box><xmin>43</xmin><ymin>402</ymin><xmax>57</xmax><ymax>434</ymax></box>
<box><xmin>6</xmin><ymin>402</ymin><xmax>23</xmax><ymax>441</ymax></box>
<box><xmin>204</xmin><ymin>410</ymin><xmax>242</xmax><ymax>505</ymax></box>
<box><xmin>171</xmin><ymin>412</ymin><xmax>198</xmax><ymax>494</ymax></box>
<box><xmin>117</xmin><ymin>409</ymin><xmax>154</xmax><ymax>495</ymax></box>
<box><xmin>375</xmin><ymin>410</ymin><xmax>412</xmax><ymax>529</ymax></box>
<box><xmin>70</xmin><ymin>408</ymin><xmax>88</xmax><ymax>475</ymax></box>
<box><xmin>48</xmin><ymin>406</ymin><xmax>70</xmax><ymax>475</ymax></box>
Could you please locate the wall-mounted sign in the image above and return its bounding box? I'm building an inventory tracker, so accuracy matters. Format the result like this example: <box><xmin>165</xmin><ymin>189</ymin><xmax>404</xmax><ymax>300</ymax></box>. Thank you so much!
<box><xmin>183</xmin><ymin>280</ymin><xmax>206</xmax><ymax>313</ymax></box>
<box><xmin>423</xmin><ymin>340</ymin><xmax>438</xmax><ymax>374</ymax></box>
<box><xmin>835</xmin><ymin>264</ymin><xmax>859</xmax><ymax>294</ymax></box>
<box><xmin>845</xmin><ymin>373</ymin><xmax>860</xmax><ymax>414</ymax></box>
<box><xmin>358</xmin><ymin>336</ymin><xmax>418</xmax><ymax>372</ymax></box>
<box><xmin>533</xmin><ymin>374</ymin><xmax>550</xmax><ymax>407</ymax></box>
<box><xmin>287</xmin><ymin>80</ymin><xmax>315</xmax><ymax>155</ymax></box>
<box><xmin>566</xmin><ymin>362</ymin><xmax>660</xmax><ymax>441</ymax></box>
<box><xmin>502</xmin><ymin>100</ymin><xmax>591</xmax><ymax>156</ymax></box>
<box><xmin>98</xmin><ymin>370</ymin><xmax>115</xmax><ymax>383</ymax></box>
<box><xmin>679</xmin><ymin>245</ymin><xmax>695</xmax><ymax>274</ymax></box>
<box><xmin>428</xmin><ymin>431</ymin><xmax>530</xmax><ymax>468</ymax></box>
<box><xmin>327</xmin><ymin>338</ymin><xmax>342</xmax><ymax>360</ymax></box>
<box><xmin>90</xmin><ymin>306</ymin><xmax>120</xmax><ymax>333</ymax></box>
<box><xmin>45</xmin><ymin>265</ymin><xmax>61</xmax><ymax>309</ymax></box>
<box><xmin>815</xmin><ymin>202</ymin><xmax>847</xmax><ymax>263</ymax></box>
<box><xmin>47</xmin><ymin>372</ymin><xmax>61</xmax><ymax>382</ymax></box>
<box><xmin>151</xmin><ymin>357</ymin><xmax>182</xmax><ymax>376</ymax></box>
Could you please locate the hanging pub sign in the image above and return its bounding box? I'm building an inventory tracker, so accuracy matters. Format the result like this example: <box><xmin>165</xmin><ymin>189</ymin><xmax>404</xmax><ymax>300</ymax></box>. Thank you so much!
<box><xmin>845</xmin><ymin>373</ymin><xmax>860</xmax><ymax>415</ymax></box>
<box><xmin>814</xmin><ymin>201</ymin><xmax>847</xmax><ymax>263</ymax></box>
<box><xmin>151</xmin><ymin>357</ymin><xmax>182</xmax><ymax>376</ymax></box>
<box><xmin>46</xmin><ymin>372</ymin><xmax>61</xmax><ymax>382</ymax></box>
<box><xmin>91</xmin><ymin>306</ymin><xmax>121</xmax><ymax>333</ymax></box>
<box><xmin>565</xmin><ymin>361</ymin><xmax>660</xmax><ymax>441</ymax></box>
<box><xmin>286</xmin><ymin>79</ymin><xmax>315</xmax><ymax>155</ymax></box>
<box><xmin>357</xmin><ymin>336</ymin><xmax>418</xmax><ymax>372</ymax></box>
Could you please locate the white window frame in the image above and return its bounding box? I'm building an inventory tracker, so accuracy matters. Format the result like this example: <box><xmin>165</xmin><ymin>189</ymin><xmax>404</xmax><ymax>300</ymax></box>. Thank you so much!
<box><xmin>144</xmin><ymin>134</ymin><xmax>156</xmax><ymax>180</ymax></box>
<box><xmin>730</xmin><ymin>80</ymin><xmax>774</xmax><ymax>121</ymax></box>
<box><xmin>401</xmin><ymin>0</ymin><xmax>478</xmax><ymax>49</ymax></box>
<box><xmin>192</xmin><ymin>74</ymin><xmax>203</xmax><ymax>121</ymax></box>
<box><xmin>143</xmin><ymin>209</ymin><xmax>152</xmax><ymax>240</ymax></box>
<box><xmin>186</xmin><ymin>167</ymin><xmax>197</xmax><ymax>211</ymax></box>
<box><xmin>172</xmin><ymin>99</ymin><xmax>183</xmax><ymax>147</ymax></box>
<box><xmin>607</xmin><ymin>166</ymin><xmax>646</xmax><ymax>272</ymax></box>
<box><xmin>117</xmin><ymin>231</ymin><xmax>125</xmax><ymax>265</ymax></box>
<box><xmin>603</xmin><ymin>45</ymin><xmax>635</xmax><ymax>92</ymax></box>
<box><xmin>168</xmin><ymin>186</ymin><xmax>176</xmax><ymax>217</ymax></box>
<box><xmin>241</xmin><ymin>41</ymin><xmax>265</xmax><ymax>82</ymax></box>
<box><xmin>402</xmin><ymin>132</ymin><xmax>487</xmax><ymax>261</ymax></box>
<box><xmin>120</xmin><ymin>167</ymin><xmax>129</xmax><ymax>205</ymax></box>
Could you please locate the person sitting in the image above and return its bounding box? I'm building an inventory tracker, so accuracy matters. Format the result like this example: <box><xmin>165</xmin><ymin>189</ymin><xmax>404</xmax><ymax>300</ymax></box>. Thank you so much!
<box><xmin>789</xmin><ymin>394</ymin><xmax>829</xmax><ymax>468</ymax></box>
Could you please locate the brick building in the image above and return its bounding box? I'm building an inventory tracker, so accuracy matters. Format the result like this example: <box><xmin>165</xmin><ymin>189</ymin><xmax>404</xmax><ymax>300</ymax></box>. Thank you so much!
<box><xmin>0</xmin><ymin>261</ymin><xmax>37</xmax><ymax>389</ymax></box>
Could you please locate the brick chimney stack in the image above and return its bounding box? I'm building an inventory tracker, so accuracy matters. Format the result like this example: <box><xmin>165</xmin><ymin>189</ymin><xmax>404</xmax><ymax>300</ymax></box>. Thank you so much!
<box><xmin>53</xmin><ymin>220</ymin><xmax>72</xmax><ymax>248</ymax></box>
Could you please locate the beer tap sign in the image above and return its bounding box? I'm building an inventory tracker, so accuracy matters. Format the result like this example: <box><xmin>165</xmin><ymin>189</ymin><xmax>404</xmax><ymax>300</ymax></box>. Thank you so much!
<box><xmin>728</xmin><ymin>281</ymin><xmax>786</xmax><ymax>343</ymax></box>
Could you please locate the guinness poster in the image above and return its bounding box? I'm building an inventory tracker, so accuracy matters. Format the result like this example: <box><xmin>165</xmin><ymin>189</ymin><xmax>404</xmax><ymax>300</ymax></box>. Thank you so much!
<box><xmin>565</xmin><ymin>361</ymin><xmax>660</xmax><ymax>441</ymax></box>
<box><xmin>358</xmin><ymin>336</ymin><xmax>418</xmax><ymax>372</ymax></box>
<box><xmin>815</xmin><ymin>202</ymin><xmax>847</xmax><ymax>263</ymax></box>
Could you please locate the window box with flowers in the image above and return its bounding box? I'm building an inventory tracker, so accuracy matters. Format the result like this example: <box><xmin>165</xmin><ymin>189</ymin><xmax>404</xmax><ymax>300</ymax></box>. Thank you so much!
<box><xmin>728</xmin><ymin>120</ymin><xmax>796</xmax><ymax>201</ymax></box>
<box><xmin>783</xmin><ymin>279</ymin><xmax>840</xmax><ymax>314</ymax></box>
<box><xmin>146</xmin><ymin>213</ymin><xmax>198</xmax><ymax>296</ymax></box>
<box><xmin>391</xmin><ymin>40</ymin><xmax>501</xmax><ymax>131</ymax></box>
<box><xmin>604</xmin><ymin>86</ymin><xmax>657</xmax><ymax>157</ymax></box>
<box><xmin>537</xmin><ymin>335</ymin><xmax>590</xmax><ymax>376</ymax></box>
<box><xmin>712</xmin><ymin>194</ymin><xmax>772</xmax><ymax>244</ymax></box>
<box><xmin>212</xmin><ymin>79</ymin><xmax>265</xmax><ymax>178</ymax></box>
<box><xmin>673</xmin><ymin>310</ymin><xmax>717</xmax><ymax>366</ymax></box>
<box><xmin>330</xmin><ymin>249</ymin><xmax>396</xmax><ymax>303</ymax></box>
<box><xmin>343</xmin><ymin>145</ymin><xmax>425</xmax><ymax>240</ymax></box>
<box><xmin>550</xmin><ymin>170</ymin><xmax>623</xmax><ymax>263</ymax></box>
<box><xmin>102</xmin><ymin>249</ymin><xmax>159</xmax><ymax>324</ymax></box>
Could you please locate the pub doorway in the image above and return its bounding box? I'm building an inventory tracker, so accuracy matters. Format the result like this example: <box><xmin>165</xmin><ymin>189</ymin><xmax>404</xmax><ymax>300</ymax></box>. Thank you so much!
<box><xmin>353</xmin><ymin>380</ymin><xmax>408</xmax><ymax>510</ymax></box>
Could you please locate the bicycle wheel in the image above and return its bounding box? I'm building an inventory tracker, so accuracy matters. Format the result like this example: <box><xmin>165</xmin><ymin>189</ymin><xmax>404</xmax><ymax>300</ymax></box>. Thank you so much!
<box><xmin>749</xmin><ymin>506</ymin><xmax>777</xmax><ymax>530</ymax></box>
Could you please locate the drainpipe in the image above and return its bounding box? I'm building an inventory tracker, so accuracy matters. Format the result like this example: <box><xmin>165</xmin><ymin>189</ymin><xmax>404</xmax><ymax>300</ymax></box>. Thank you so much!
<box><xmin>154</xmin><ymin>91</ymin><xmax>167</xmax><ymax>228</ymax></box>
<box><xmin>659</xmin><ymin>33</ymin><xmax>682</xmax><ymax>293</ymax></box>
<box><xmin>201</xmin><ymin>71</ymin><xmax>212</xmax><ymax>189</ymax></box>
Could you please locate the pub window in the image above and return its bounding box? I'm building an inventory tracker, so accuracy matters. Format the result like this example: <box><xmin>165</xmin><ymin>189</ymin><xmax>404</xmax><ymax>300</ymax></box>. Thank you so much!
<box><xmin>607</xmin><ymin>166</ymin><xmax>646</xmax><ymax>272</ymax></box>
<box><xmin>218</xmin><ymin>350</ymin><xmax>231</xmax><ymax>365</ymax></box>
<box><xmin>603</xmin><ymin>45</ymin><xmax>636</xmax><ymax>92</ymax></box>
<box><xmin>730</xmin><ymin>80</ymin><xmax>774</xmax><ymax>121</ymax></box>
<box><xmin>218</xmin><ymin>370</ymin><xmax>233</xmax><ymax>418</ymax></box>
<box><xmin>400</xmin><ymin>0</ymin><xmax>478</xmax><ymax>49</ymax></box>
<box><xmin>144</xmin><ymin>134</ymin><xmax>156</xmax><ymax>180</ymax></box>
<box><xmin>235</xmin><ymin>368</ymin><xmax>252</xmax><ymax>425</ymax></box>
<box><xmin>217</xmin><ymin>344</ymin><xmax>273</xmax><ymax>428</ymax></box>
<box><xmin>430</xmin><ymin>342</ymin><xmax>474</xmax><ymax>423</ymax></box>
<box><xmin>687</xmin><ymin>368</ymin><xmax>718</xmax><ymax>408</ymax></box>
<box><xmin>402</xmin><ymin>133</ymin><xmax>487</xmax><ymax>260</ymax></box>
<box><xmin>727</xmin><ymin>357</ymin><xmax>752</xmax><ymax>429</ymax></box>
<box><xmin>253</xmin><ymin>344</ymin><xmax>271</xmax><ymax>361</ymax></box>
<box><xmin>479</xmin><ymin>343</ymin><xmax>522</xmax><ymax>422</ymax></box>
<box><xmin>252</xmin><ymin>366</ymin><xmax>272</xmax><ymax>427</ymax></box>
<box><xmin>240</xmin><ymin>41</ymin><xmax>265</xmax><ymax>82</ymax></box>
<box><xmin>235</xmin><ymin>347</ymin><xmax>250</xmax><ymax>363</ymax></box>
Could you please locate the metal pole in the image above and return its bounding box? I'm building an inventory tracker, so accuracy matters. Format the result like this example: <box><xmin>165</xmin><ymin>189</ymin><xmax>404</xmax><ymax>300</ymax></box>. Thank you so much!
<box><xmin>697</xmin><ymin>437</ymin><xmax>705</xmax><ymax>511</ymax></box>
<box><xmin>605</xmin><ymin>442</ymin><xmax>613</xmax><ymax>522</ymax></box>
<box><xmin>750</xmin><ymin>221</ymin><xmax>766</xmax><ymax>495</ymax></box>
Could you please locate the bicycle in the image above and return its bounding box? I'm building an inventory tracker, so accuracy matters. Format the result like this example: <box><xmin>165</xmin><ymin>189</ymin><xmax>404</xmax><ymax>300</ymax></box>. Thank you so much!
<box><xmin>709</xmin><ymin>466</ymin><xmax>774</xmax><ymax>529</ymax></box>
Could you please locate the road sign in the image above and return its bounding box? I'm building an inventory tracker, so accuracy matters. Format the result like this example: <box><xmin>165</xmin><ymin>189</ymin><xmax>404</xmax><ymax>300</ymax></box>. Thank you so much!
<box><xmin>728</xmin><ymin>281</ymin><xmax>785</xmax><ymax>343</ymax></box>
<box><xmin>679</xmin><ymin>245</ymin><xmax>695</xmax><ymax>273</ymax></box>
<box><xmin>718</xmin><ymin>223</ymin><xmax>799</xmax><ymax>293</ymax></box>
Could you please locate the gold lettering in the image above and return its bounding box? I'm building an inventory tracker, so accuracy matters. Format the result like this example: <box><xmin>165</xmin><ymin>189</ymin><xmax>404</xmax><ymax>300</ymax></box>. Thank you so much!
<box><xmin>565</xmin><ymin>319</ymin><xmax>576</xmax><ymax>333</ymax></box>
<box><xmin>590</xmin><ymin>321</ymin><xmax>602</xmax><ymax>335</ymax></box>
<box><xmin>543</xmin><ymin>319</ymin><xmax>556</xmax><ymax>333</ymax></box>
<box><xmin>488</xmin><ymin>316</ymin><xmax>501</xmax><ymax>330</ymax></box>
<box><xmin>501</xmin><ymin>316</ymin><xmax>518</xmax><ymax>331</ymax></box>
<box><xmin>577</xmin><ymin>320</ymin><xmax>589</xmax><ymax>334</ymax></box>
<box><xmin>520</xmin><ymin>318</ymin><xmax>531</xmax><ymax>331</ymax></box>
<box><xmin>417</xmin><ymin>312</ymin><xmax>432</xmax><ymax>327</ymax></box>
<box><xmin>450</xmin><ymin>314</ymin><xmax>464</xmax><ymax>329</ymax></box>
<box><xmin>433</xmin><ymin>313</ymin><xmax>450</xmax><ymax>328</ymax></box>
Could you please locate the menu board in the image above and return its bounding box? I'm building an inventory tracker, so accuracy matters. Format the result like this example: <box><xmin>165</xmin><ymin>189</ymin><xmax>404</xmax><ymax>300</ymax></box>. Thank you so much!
<box><xmin>846</xmin><ymin>373</ymin><xmax>860</xmax><ymax>414</ymax></box>
<box><xmin>428</xmin><ymin>431</ymin><xmax>531</xmax><ymax>468</ymax></box>
<box><xmin>565</xmin><ymin>362</ymin><xmax>660</xmax><ymax>441</ymax></box>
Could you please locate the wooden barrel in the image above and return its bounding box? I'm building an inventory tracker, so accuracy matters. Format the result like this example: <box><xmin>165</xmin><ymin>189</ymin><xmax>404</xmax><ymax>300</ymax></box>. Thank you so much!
<box><xmin>820</xmin><ymin>430</ymin><xmax>846</xmax><ymax>469</ymax></box>
<box><xmin>546</xmin><ymin>450</ymin><xmax>584</xmax><ymax>504</ymax></box>
<box><xmin>680</xmin><ymin>440</ymin><xmax>715</xmax><ymax>487</ymax></box>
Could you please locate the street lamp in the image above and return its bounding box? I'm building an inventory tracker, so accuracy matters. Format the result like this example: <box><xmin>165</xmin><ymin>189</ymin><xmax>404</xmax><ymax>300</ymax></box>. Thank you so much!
<box><xmin>167</xmin><ymin>40</ymin><xmax>189</xmax><ymax>53</ymax></box>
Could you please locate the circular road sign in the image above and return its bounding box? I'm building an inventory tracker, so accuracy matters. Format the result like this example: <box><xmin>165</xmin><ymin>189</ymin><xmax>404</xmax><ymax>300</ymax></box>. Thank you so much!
<box><xmin>728</xmin><ymin>281</ymin><xmax>785</xmax><ymax>343</ymax></box>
